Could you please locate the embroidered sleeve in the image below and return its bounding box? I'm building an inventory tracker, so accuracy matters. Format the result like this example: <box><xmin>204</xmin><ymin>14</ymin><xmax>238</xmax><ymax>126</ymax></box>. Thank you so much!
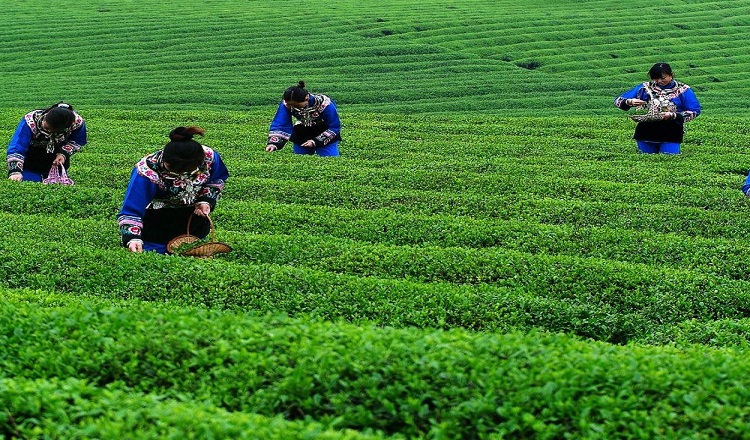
<box><xmin>268</xmin><ymin>130</ymin><xmax>291</xmax><ymax>149</ymax></box>
<box><xmin>7</xmin><ymin>153</ymin><xmax>24</xmax><ymax>176</ymax></box>
<box><xmin>59</xmin><ymin>141</ymin><xmax>83</xmax><ymax>159</ymax></box>
<box><xmin>678</xmin><ymin>111</ymin><xmax>698</xmax><ymax>123</ymax></box>
<box><xmin>196</xmin><ymin>182</ymin><xmax>225</xmax><ymax>208</ymax></box>
<box><xmin>117</xmin><ymin>214</ymin><xmax>144</xmax><ymax>246</ymax></box>
<box><xmin>614</xmin><ymin>83</ymin><xmax>648</xmax><ymax>111</ymax></box>
<box><xmin>6</xmin><ymin>119</ymin><xmax>32</xmax><ymax>176</ymax></box>
<box><xmin>268</xmin><ymin>103</ymin><xmax>293</xmax><ymax>149</ymax></box>
<box><xmin>614</xmin><ymin>96</ymin><xmax>631</xmax><ymax>110</ymax></box>
<box><xmin>314</xmin><ymin>129</ymin><xmax>339</xmax><ymax>147</ymax></box>
<box><xmin>117</xmin><ymin>169</ymin><xmax>158</xmax><ymax>246</ymax></box>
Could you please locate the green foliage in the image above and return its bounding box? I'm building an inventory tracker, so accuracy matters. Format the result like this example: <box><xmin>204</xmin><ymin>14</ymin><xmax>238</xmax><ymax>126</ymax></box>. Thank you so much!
<box><xmin>2</xmin><ymin>0</ymin><xmax>750</xmax><ymax>436</ymax></box>
<box><xmin>0</xmin><ymin>0</ymin><xmax>746</xmax><ymax>113</ymax></box>
<box><xmin>2</xmin><ymin>296</ymin><xmax>750</xmax><ymax>439</ymax></box>
<box><xmin>0</xmin><ymin>376</ymin><xmax>384</xmax><ymax>439</ymax></box>
<box><xmin>635</xmin><ymin>318</ymin><xmax>750</xmax><ymax>348</ymax></box>
<box><xmin>1</xmin><ymin>114</ymin><xmax>750</xmax><ymax>348</ymax></box>
<box><xmin>169</xmin><ymin>237</ymin><xmax>208</xmax><ymax>255</ymax></box>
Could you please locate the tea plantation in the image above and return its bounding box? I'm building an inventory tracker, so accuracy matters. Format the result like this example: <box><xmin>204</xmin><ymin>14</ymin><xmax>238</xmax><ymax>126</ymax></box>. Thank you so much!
<box><xmin>2</xmin><ymin>0</ymin><xmax>750</xmax><ymax>438</ymax></box>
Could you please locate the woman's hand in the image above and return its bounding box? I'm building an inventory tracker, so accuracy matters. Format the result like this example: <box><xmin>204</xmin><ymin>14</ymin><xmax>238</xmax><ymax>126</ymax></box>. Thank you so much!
<box><xmin>627</xmin><ymin>98</ymin><xmax>647</xmax><ymax>107</ymax></box>
<box><xmin>194</xmin><ymin>202</ymin><xmax>211</xmax><ymax>217</ymax></box>
<box><xmin>127</xmin><ymin>240</ymin><xmax>143</xmax><ymax>253</ymax></box>
<box><xmin>300</xmin><ymin>140</ymin><xmax>315</xmax><ymax>148</ymax></box>
<box><xmin>8</xmin><ymin>173</ymin><xmax>22</xmax><ymax>181</ymax></box>
<box><xmin>662</xmin><ymin>112</ymin><xmax>676</xmax><ymax>120</ymax></box>
<box><xmin>265</xmin><ymin>144</ymin><xmax>278</xmax><ymax>152</ymax></box>
<box><xmin>52</xmin><ymin>154</ymin><xmax>65</xmax><ymax>166</ymax></box>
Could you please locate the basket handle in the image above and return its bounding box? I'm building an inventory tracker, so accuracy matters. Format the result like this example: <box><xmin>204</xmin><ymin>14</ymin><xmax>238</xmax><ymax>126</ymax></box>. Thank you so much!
<box><xmin>186</xmin><ymin>212</ymin><xmax>216</xmax><ymax>242</ymax></box>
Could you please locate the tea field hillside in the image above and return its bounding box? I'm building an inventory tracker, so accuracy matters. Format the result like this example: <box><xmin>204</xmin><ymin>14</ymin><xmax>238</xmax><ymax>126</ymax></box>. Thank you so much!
<box><xmin>3</xmin><ymin>0</ymin><xmax>750</xmax><ymax>438</ymax></box>
<box><xmin>0</xmin><ymin>0</ymin><xmax>749</xmax><ymax>113</ymax></box>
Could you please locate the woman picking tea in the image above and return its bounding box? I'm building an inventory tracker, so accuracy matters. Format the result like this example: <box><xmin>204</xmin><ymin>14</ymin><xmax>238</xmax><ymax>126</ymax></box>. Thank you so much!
<box><xmin>118</xmin><ymin>126</ymin><xmax>229</xmax><ymax>254</ymax></box>
<box><xmin>614</xmin><ymin>62</ymin><xmax>701</xmax><ymax>154</ymax></box>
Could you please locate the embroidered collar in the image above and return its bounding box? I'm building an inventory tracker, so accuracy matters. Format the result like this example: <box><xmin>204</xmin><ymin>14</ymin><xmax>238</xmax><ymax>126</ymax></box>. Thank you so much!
<box><xmin>134</xmin><ymin>146</ymin><xmax>216</xmax><ymax>206</ymax></box>
<box><xmin>136</xmin><ymin>147</ymin><xmax>215</xmax><ymax>186</ymax></box>
<box><xmin>24</xmin><ymin>109</ymin><xmax>84</xmax><ymax>153</ymax></box>
<box><xmin>643</xmin><ymin>81</ymin><xmax>690</xmax><ymax>101</ymax></box>
<box><xmin>289</xmin><ymin>93</ymin><xmax>332</xmax><ymax>126</ymax></box>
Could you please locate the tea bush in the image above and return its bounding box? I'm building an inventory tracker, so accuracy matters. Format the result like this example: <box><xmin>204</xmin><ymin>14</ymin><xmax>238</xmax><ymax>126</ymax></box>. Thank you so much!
<box><xmin>2</xmin><ymin>294</ymin><xmax>750</xmax><ymax>438</ymax></box>
<box><xmin>4</xmin><ymin>0</ymin><xmax>750</xmax><ymax>436</ymax></box>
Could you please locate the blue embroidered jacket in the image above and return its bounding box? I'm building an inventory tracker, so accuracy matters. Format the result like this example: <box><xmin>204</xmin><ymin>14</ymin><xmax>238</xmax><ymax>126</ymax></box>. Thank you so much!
<box><xmin>117</xmin><ymin>146</ymin><xmax>229</xmax><ymax>245</ymax></box>
<box><xmin>267</xmin><ymin>93</ymin><xmax>341</xmax><ymax>150</ymax></box>
<box><xmin>7</xmin><ymin>110</ymin><xmax>87</xmax><ymax>175</ymax></box>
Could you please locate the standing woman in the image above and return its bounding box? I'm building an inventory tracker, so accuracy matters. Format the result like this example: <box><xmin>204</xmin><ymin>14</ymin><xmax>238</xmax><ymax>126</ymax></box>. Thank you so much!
<box><xmin>265</xmin><ymin>81</ymin><xmax>342</xmax><ymax>157</ymax></box>
<box><xmin>118</xmin><ymin>126</ymin><xmax>230</xmax><ymax>254</ymax></box>
<box><xmin>7</xmin><ymin>102</ymin><xmax>87</xmax><ymax>181</ymax></box>
<box><xmin>614</xmin><ymin>63</ymin><xmax>701</xmax><ymax>154</ymax></box>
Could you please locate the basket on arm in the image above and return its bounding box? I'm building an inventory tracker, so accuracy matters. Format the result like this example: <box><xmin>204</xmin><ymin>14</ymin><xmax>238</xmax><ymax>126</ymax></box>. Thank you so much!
<box><xmin>629</xmin><ymin>97</ymin><xmax>678</xmax><ymax>123</ymax></box>
<box><xmin>167</xmin><ymin>213</ymin><xmax>232</xmax><ymax>258</ymax></box>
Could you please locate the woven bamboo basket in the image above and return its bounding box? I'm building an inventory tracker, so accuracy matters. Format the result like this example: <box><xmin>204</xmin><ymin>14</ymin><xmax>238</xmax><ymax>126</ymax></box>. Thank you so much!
<box><xmin>167</xmin><ymin>213</ymin><xmax>231</xmax><ymax>258</ymax></box>
<box><xmin>629</xmin><ymin>98</ymin><xmax>677</xmax><ymax>123</ymax></box>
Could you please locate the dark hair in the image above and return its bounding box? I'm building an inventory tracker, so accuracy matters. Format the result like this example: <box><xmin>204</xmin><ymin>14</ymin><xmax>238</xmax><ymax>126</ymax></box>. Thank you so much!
<box><xmin>283</xmin><ymin>81</ymin><xmax>308</xmax><ymax>102</ymax></box>
<box><xmin>163</xmin><ymin>126</ymin><xmax>205</xmax><ymax>173</ymax></box>
<box><xmin>648</xmin><ymin>62</ymin><xmax>673</xmax><ymax>79</ymax></box>
<box><xmin>42</xmin><ymin>102</ymin><xmax>76</xmax><ymax>132</ymax></box>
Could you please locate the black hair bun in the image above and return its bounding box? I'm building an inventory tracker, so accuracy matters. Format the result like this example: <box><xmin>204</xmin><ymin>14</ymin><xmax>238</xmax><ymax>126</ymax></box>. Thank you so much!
<box><xmin>168</xmin><ymin>126</ymin><xmax>205</xmax><ymax>141</ymax></box>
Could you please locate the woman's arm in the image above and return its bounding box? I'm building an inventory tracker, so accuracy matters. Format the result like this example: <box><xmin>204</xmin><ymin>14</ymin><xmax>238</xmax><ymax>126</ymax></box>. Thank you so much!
<box><xmin>6</xmin><ymin>119</ymin><xmax>32</xmax><ymax>177</ymax></box>
<box><xmin>196</xmin><ymin>151</ymin><xmax>229</xmax><ymax>209</ymax></box>
<box><xmin>117</xmin><ymin>169</ymin><xmax>158</xmax><ymax>246</ymax></box>
<box><xmin>677</xmin><ymin>88</ymin><xmax>701</xmax><ymax>122</ymax></box>
<box><xmin>313</xmin><ymin>101</ymin><xmax>342</xmax><ymax>147</ymax></box>
<box><xmin>267</xmin><ymin>103</ymin><xmax>293</xmax><ymax>150</ymax></box>
<box><xmin>614</xmin><ymin>83</ymin><xmax>647</xmax><ymax>110</ymax></box>
<box><xmin>59</xmin><ymin>121</ymin><xmax>88</xmax><ymax>159</ymax></box>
